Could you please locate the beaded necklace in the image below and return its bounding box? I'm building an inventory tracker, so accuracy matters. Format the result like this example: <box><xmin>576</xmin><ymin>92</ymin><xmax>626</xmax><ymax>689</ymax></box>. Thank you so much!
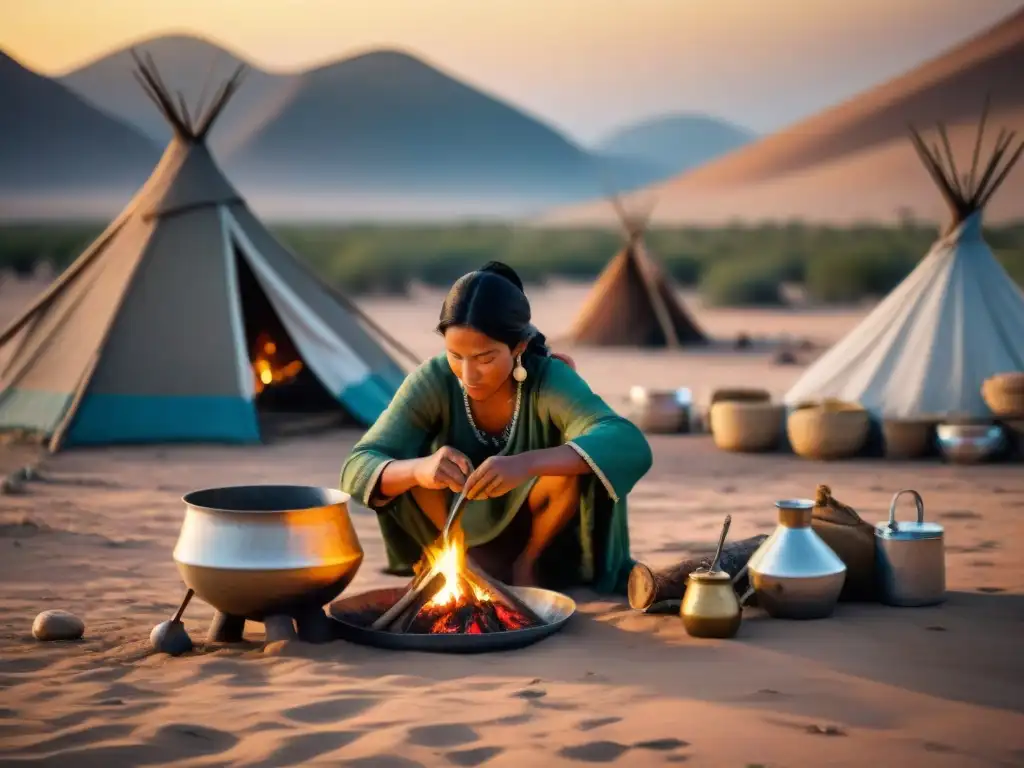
<box><xmin>462</xmin><ymin>381</ymin><xmax>522</xmax><ymax>449</ymax></box>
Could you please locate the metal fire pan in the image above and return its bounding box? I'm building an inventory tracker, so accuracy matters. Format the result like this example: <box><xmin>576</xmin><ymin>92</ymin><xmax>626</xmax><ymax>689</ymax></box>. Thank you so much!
<box><xmin>327</xmin><ymin>585</ymin><xmax>576</xmax><ymax>653</ymax></box>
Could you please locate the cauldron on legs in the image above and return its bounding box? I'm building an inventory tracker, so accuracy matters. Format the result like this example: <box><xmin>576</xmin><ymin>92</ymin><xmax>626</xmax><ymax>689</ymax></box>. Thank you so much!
<box><xmin>173</xmin><ymin>485</ymin><xmax>363</xmax><ymax>645</ymax></box>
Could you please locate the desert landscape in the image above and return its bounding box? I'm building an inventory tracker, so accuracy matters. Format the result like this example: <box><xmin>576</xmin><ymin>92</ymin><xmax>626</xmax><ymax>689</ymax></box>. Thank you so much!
<box><xmin>2</xmin><ymin>2</ymin><xmax>1024</xmax><ymax>766</ymax></box>
<box><xmin>1</xmin><ymin>282</ymin><xmax>1023</xmax><ymax>768</ymax></box>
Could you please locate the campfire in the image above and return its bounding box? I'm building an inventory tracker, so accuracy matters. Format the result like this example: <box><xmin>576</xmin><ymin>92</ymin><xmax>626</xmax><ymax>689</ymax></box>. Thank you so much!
<box><xmin>370</xmin><ymin>538</ymin><xmax>545</xmax><ymax>635</ymax></box>
<box><xmin>251</xmin><ymin>332</ymin><xmax>304</xmax><ymax>394</ymax></box>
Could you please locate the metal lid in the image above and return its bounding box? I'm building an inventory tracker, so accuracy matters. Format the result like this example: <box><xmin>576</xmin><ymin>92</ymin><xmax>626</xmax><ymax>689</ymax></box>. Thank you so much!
<box><xmin>876</xmin><ymin>488</ymin><xmax>943</xmax><ymax>540</ymax></box>
<box><xmin>875</xmin><ymin>521</ymin><xmax>944</xmax><ymax>540</ymax></box>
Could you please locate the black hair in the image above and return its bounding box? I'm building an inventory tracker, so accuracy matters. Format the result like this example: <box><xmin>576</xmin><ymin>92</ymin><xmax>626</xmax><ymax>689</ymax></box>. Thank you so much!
<box><xmin>437</xmin><ymin>261</ymin><xmax>550</xmax><ymax>357</ymax></box>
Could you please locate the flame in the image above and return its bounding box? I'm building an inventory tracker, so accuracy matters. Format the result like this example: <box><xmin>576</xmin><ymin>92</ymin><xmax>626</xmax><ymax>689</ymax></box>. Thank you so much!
<box><xmin>423</xmin><ymin>537</ymin><xmax>490</xmax><ymax>607</ymax></box>
<box><xmin>252</xmin><ymin>332</ymin><xmax>303</xmax><ymax>394</ymax></box>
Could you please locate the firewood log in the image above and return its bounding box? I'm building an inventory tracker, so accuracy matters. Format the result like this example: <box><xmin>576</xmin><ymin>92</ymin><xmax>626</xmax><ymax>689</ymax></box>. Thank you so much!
<box><xmin>627</xmin><ymin>534</ymin><xmax>769</xmax><ymax>612</ymax></box>
<box><xmin>465</xmin><ymin>558</ymin><xmax>545</xmax><ymax>627</ymax></box>
<box><xmin>371</xmin><ymin>565</ymin><xmax>444</xmax><ymax>631</ymax></box>
<box><xmin>389</xmin><ymin>571</ymin><xmax>448</xmax><ymax>633</ymax></box>
<box><xmin>477</xmin><ymin>601</ymin><xmax>503</xmax><ymax>633</ymax></box>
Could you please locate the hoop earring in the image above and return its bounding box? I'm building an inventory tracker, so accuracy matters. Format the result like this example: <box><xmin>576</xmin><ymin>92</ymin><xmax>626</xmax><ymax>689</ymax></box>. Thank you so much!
<box><xmin>512</xmin><ymin>355</ymin><xmax>528</xmax><ymax>383</ymax></box>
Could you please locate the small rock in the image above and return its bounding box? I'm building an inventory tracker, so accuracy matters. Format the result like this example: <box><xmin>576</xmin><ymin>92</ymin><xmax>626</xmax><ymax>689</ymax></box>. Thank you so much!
<box><xmin>32</xmin><ymin>610</ymin><xmax>85</xmax><ymax>641</ymax></box>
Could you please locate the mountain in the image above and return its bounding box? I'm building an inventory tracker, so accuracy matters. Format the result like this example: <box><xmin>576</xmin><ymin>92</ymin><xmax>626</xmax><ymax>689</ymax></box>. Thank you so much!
<box><xmin>223</xmin><ymin>49</ymin><xmax>609</xmax><ymax>206</ymax></box>
<box><xmin>596</xmin><ymin>113</ymin><xmax>756</xmax><ymax>177</ymax></box>
<box><xmin>544</xmin><ymin>7</ymin><xmax>1024</xmax><ymax>226</ymax></box>
<box><xmin>0</xmin><ymin>50</ymin><xmax>158</xmax><ymax>199</ymax></box>
<box><xmin>59</xmin><ymin>35</ymin><xmax>293</xmax><ymax>156</ymax></box>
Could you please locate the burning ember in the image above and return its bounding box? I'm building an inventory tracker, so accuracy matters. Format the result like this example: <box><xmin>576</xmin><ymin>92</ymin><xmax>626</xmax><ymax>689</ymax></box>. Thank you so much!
<box><xmin>370</xmin><ymin>539</ymin><xmax>544</xmax><ymax>635</ymax></box>
<box><xmin>251</xmin><ymin>332</ymin><xmax>303</xmax><ymax>394</ymax></box>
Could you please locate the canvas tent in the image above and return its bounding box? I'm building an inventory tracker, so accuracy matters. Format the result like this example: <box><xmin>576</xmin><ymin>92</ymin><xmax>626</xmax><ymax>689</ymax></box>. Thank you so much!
<box><xmin>0</xmin><ymin>53</ymin><xmax>414</xmax><ymax>449</ymax></box>
<box><xmin>785</xmin><ymin>103</ymin><xmax>1024</xmax><ymax>420</ymax></box>
<box><xmin>566</xmin><ymin>199</ymin><xmax>706</xmax><ymax>347</ymax></box>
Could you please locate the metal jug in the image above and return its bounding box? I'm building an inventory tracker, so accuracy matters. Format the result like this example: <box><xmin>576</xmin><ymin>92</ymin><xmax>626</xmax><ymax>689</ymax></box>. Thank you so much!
<box><xmin>747</xmin><ymin>499</ymin><xmax>847</xmax><ymax>619</ymax></box>
<box><xmin>875</xmin><ymin>489</ymin><xmax>945</xmax><ymax>607</ymax></box>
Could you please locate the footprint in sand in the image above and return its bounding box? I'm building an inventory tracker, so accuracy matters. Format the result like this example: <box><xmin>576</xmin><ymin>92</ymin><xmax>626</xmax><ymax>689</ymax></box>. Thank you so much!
<box><xmin>254</xmin><ymin>730</ymin><xmax>362</xmax><ymax>765</ymax></box>
<box><xmin>938</xmin><ymin>510</ymin><xmax>981</xmax><ymax>520</ymax></box>
<box><xmin>282</xmin><ymin>696</ymin><xmax>379</xmax><ymax>724</ymax></box>
<box><xmin>512</xmin><ymin>688</ymin><xmax>546</xmax><ymax>700</ymax></box>
<box><xmin>347</xmin><ymin>756</ymin><xmax>424</xmax><ymax>768</ymax></box>
<box><xmin>577</xmin><ymin>717</ymin><xmax>622</xmax><ymax>732</ymax></box>
<box><xmin>445</xmin><ymin>745</ymin><xmax>505</xmax><ymax>767</ymax></box>
<box><xmin>558</xmin><ymin>741</ymin><xmax>632</xmax><ymax>763</ymax></box>
<box><xmin>150</xmin><ymin>723</ymin><xmax>240</xmax><ymax>756</ymax></box>
<box><xmin>635</xmin><ymin>738</ymin><xmax>690</xmax><ymax>751</ymax></box>
<box><xmin>406</xmin><ymin>723</ymin><xmax>480</xmax><ymax>748</ymax></box>
<box><xmin>11</xmin><ymin>723</ymin><xmax>135</xmax><ymax>756</ymax></box>
<box><xmin>484</xmin><ymin>712</ymin><xmax>534</xmax><ymax>726</ymax></box>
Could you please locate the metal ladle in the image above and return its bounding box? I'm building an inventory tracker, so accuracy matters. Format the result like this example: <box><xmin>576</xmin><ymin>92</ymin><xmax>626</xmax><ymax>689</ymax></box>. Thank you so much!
<box><xmin>149</xmin><ymin>589</ymin><xmax>194</xmax><ymax>655</ymax></box>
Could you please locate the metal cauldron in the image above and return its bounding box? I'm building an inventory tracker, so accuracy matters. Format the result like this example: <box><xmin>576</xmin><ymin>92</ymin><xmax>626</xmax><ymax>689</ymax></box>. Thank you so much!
<box><xmin>174</xmin><ymin>485</ymin><xmax>363</xmax><ymax>620</ymax></box>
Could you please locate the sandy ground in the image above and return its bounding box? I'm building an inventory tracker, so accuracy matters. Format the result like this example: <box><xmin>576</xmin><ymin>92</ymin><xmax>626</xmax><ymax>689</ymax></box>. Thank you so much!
<box><xmin>1</xmin><ymin>280</ymin><xmax>1023</xmax><ymax>767</ymax></box>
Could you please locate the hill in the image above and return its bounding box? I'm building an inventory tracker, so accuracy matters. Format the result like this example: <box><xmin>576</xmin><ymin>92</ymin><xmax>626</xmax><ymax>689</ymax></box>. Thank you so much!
<box><xmin>56</xmin><ymin>37</ymin><xmax>650</xmax><ymax>216</ymax></box>
<box><xmin>0</xmin><ymin>50</ymin><xmax>159</xmax><ymax>216</ymax></box>
<box><xmin>544</xmin><ymin>7</ymin><xmax>1024</xmax><ymax>226</ymax></box>
<box><xmin>596</xmin><ymin>113</ymin><xmax>756</xmax><ymax>177</ymax></box>
<box><xmin>223</xmin><ymin>49</ymin><xmax>616</xmax><ymax>206</ymax></box>
<box><xmin>58</xmin><ymin>34</ymin><xmax>293</xmax><ymax>156</ymax></box>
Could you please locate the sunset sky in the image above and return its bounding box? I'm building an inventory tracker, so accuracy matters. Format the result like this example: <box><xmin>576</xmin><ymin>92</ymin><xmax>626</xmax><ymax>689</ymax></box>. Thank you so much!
<box><xmin>4</xmin><ymin>0</ymin><xmax>1022</xmax><ymax>142</ymax></box>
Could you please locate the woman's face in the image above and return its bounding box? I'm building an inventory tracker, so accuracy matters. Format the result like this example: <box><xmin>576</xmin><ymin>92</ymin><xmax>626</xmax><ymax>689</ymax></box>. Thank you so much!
<box><xmin>444</xmin><ymin>326</ymin><xmax>520</xmax><ymax>401</ymax></box>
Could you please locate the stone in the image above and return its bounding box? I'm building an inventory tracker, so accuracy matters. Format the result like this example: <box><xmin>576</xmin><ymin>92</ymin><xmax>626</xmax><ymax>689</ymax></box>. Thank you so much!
<box><xmin>32</xmin><ymin>610</ymin><xmax>85</xmax><ymax>641</ymax></box>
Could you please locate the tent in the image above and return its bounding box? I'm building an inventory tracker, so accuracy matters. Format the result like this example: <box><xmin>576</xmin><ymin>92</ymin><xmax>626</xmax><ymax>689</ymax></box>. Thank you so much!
<box><xmin>785</xmin><ymin>103</ymin><xmax>1024</xmax><ymax>420</ymax></box>
<box><xmin>0</xmin><ymin>52</ymin><xmax>414</xmax><ymax>450</ymax></box>
<box><xmin>566</xmin><ymin>199</ymin><xmax>707</xmax><ymax>347</ymax></box>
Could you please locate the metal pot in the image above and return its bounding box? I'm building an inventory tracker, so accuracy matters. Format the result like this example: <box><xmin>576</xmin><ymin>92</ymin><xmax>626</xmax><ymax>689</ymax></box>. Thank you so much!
<box><xmin>747</xmin><ymin>499</ymin><xmax>847</xmax><ymax>619</ymax></box>
<box><xmin>174</xmin><ymin>485</ymin><xmax>363</xmax><ymax>620</ymax></box>
<box><xmin>875</xmin><ymin>489</ymin><xmax>945</xmax><ymax>607</ymax></box>
<box><xmin>680</xmin><ymin>570</ymin><xmax>742</xmax><ymax>639</ymax></box>
<box><xmin>628</xmin><ymin>386</ymin><xmax>692</xmax><ymax>434</ymax></box>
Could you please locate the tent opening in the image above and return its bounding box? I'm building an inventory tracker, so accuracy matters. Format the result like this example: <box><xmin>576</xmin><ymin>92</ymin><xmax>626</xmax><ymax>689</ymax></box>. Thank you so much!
<box><xmin>232</xmin><ymin>246</ymin><xmax>347</xmax><ymax>421</ymax></box>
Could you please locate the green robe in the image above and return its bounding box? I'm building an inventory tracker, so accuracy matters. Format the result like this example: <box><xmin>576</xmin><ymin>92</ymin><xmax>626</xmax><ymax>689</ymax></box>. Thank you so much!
<box><xmin>340</xmin><ymin>354</ymin><xmax>652</xmax><ymax>594</ymax></box>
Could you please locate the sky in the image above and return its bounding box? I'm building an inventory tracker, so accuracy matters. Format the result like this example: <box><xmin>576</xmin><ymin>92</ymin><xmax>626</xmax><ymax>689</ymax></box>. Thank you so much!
<box><xmin>4</xmin><ymin>0</ymin><xmax>1023</xmax><ymax>144</ymax></box>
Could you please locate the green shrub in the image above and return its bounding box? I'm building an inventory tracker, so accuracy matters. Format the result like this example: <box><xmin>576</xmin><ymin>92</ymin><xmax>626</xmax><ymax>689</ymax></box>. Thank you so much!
<box><xmin>699</xmin><ymin>258</ymin><xmax>786</xmax><ymax>307</ymax></box>
<box><xmin>2</xmin><ymin>220</ymin><xmax>1021</xmax><ymax>303</ymax></box>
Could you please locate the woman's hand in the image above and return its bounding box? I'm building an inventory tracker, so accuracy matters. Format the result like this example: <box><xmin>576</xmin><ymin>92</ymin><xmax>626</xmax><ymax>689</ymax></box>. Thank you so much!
<box><xmin>414</xmin><ymin>447</ymin><xmax>474</xmax><ymax>492</ymax></box>
<box><xmin>465</xmin><ymin>455</ymin><xmax>535</xmax><ymax>500</ymax></box>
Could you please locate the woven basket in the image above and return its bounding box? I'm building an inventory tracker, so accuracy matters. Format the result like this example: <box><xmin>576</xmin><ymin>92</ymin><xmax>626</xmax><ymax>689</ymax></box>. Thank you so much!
<box><xmin>881</xmin><ymin>419</ymin><xmax>934</xmax><ymax>460</ymax></box>
<box><xmin>710</xmin><ymin>401</ymin><xmax>784</xmax><ymax>452</ymax></box>
<box><xmin>787</xmin><ymin>401</ymin><xmax>869</xmax><ymax>460</ymax></box>
<box><xmin>982</xmin><ymin>373</ymin><xmax>1024</xmax><ymax>418</ymax></box>
<box><xmin>709</xmin><ymin>388</ymin><xmax>771</xmax><ymax>406</ymax></box>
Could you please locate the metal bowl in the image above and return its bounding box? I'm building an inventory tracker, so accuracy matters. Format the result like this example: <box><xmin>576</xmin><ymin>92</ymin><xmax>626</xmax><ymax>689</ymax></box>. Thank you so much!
<box><xmin>327</xmin><ymin>586</ymin><xmax>576</xmax><ymax>653</ymax></box>
<box><xmin>174</xmin><ymin>485</ymin><xmax>363</xmax><ymax>620</ymax></box>
<box><xmin>935</xmin><ymin>423</ymin><xmax>1005</xmax><ymax>464</ymax></box>
<box><xmin>628</xmin><ymin>386</ymin><xmax>692</xmax><ymax>434</ymax></box>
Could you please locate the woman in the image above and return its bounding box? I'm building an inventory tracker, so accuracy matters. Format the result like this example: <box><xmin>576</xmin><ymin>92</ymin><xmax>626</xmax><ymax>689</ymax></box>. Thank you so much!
<box><xmin>340</xmin><ymin>262</ymin><xmax>652</xmax><ymax>594</ymax></box>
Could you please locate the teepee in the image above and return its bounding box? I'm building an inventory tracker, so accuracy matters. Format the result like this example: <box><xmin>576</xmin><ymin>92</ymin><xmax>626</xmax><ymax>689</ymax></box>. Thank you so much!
<box><xmin>566</xmin><ymin>197</ymin><xmax>706</xmax><ymax>347</ymax></box>
<box><xmin>785</xmin><ymin>100</ymin><xmax>1024</xmax><ymax>420</ymax></box>
<box><xmin>0</xmin><ymin>52</ymin><xmax>414</xmax><ymax>450</ymax></box>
